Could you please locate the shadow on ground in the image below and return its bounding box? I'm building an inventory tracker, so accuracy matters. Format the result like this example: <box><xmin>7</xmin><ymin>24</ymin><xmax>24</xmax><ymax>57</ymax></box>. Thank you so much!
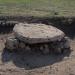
<box><xmin>1</xmin><ymin>48</ymin><xmax>71</xmax><ymax>70</ymax></box>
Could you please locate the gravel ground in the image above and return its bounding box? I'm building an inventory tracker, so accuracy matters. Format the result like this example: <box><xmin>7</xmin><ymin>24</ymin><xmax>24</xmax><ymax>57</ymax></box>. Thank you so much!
<box><xmin>0</xmin><ymin>29</ymin><xmax>75</xmax><ymax>75</ymax></box>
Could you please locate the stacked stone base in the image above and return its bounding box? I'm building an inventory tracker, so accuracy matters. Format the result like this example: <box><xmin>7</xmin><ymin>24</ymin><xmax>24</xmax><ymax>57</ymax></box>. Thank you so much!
<box><xmin>5</xmin><ymin>36</ymin><xmax>70</xmax><ymax>54</ymax></box>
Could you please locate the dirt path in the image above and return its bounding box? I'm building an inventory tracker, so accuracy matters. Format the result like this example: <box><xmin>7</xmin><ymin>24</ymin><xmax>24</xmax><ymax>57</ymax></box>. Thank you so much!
<box><xmin>0</xmin><ymin>27</ymin><xmax>75</xmax><ymax>75</ymax></box>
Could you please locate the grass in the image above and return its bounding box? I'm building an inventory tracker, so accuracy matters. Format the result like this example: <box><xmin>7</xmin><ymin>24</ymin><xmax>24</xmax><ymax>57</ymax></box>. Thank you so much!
<box><xmin>0</xmin><ymin>0</ymin><xmax>75</xmax><ymax>17</ymax></box>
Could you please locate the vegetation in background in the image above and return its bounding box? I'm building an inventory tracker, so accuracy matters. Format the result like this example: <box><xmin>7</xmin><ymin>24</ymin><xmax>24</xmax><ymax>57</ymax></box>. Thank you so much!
<box><xmin>0</xmin><ymin>0</ymin><xmax>75</xmax><ymax>17</ymax></box>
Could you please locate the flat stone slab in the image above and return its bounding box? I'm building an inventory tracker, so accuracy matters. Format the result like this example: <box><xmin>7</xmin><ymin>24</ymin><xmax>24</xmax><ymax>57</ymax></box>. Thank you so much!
<box><xmin>13</xmin><ymin>23</ymin><xmax>65</xmax><ymax>44</ymax></box>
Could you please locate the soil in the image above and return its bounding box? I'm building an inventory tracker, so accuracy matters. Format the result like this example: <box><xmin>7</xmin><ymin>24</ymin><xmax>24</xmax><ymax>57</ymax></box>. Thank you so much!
<box><xmin>0</xmin><ymin>24</ymin><xmax>75</xmax><ymax>75</ymax></box>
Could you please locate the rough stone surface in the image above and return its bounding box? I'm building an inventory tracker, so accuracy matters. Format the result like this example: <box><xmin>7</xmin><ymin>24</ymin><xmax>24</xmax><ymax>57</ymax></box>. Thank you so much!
<box><xmin>42</xmin><ymin>44</ymin><xmax>50</xmax><ymax>54</ymax></box>
<box><xmin>5</xmin><ymin>37</ymin><xmax>18</xmax><ymax>50</ymax></box>
<box><xmin>13</xmin><ymin>23</ymin><xmax>65</xmax><ymax>44</ymax></box>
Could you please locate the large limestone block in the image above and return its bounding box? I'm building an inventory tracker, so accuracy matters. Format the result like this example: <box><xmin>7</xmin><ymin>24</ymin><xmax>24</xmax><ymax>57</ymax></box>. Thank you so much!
<box><xmin>13</xmin><ymin>23</ymin><xmax>65</xmax><ymax>44</ymax></box>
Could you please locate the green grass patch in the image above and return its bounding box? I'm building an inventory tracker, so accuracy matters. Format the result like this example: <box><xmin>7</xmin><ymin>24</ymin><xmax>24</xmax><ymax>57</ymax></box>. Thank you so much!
<box><xmin>0</xmin><ymin>0</ymin><xmax>75</xmax><ymax>17</ymax></box>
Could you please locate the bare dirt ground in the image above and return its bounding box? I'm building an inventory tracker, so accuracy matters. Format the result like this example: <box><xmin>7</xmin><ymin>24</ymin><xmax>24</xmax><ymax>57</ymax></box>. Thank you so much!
<box><xmin>0</xmin><ymin>25</ymin><xmax>75</xmax><ymax>75</ymax></box>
